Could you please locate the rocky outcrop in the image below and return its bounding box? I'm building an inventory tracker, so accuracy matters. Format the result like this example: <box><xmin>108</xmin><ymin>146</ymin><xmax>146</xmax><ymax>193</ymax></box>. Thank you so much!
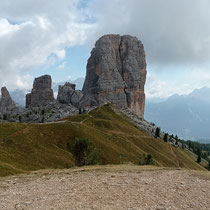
<box><xmin>82</xmin><ymin>34</ymin><xmax>147</xmax><ymax>118</ymax></box>
<box><xmin>0</xmin><ymin>87</ymin><xmax>18</xmax><ymax>113</ymax></box>
<box><xmin>57</xmin><ymin>82</ymin><xmax>83</xmax><ymax>107</ymax></box>
<box><xmin>26</xmin><ymin>75</ymin><xmax>54</xmax><ymax>108</ymax></box>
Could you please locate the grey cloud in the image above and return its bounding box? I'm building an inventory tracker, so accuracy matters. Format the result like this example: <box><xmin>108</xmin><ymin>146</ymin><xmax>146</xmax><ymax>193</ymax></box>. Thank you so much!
<box><xmin>89</xmin><ymin>0</ymin><xmax>210</xmax><ymax>67</ymax></box>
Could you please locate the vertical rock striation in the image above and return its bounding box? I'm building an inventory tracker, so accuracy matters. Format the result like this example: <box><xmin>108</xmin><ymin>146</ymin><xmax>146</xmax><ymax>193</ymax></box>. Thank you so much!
<box><xmin>82</xmin><ymin>34</ymin><xmax>147</xmax><ymax>117</ymax></box>
<box><xmin>26</xmin><ymin>75</ymin><xmax>54</xmax><ymax>108</ymax></box>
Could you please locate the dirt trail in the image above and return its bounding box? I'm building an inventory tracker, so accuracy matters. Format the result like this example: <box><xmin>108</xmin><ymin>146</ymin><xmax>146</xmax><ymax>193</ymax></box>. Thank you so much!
<box><xmin>0</xmin><ymin>166</ymin><xmax>209</xmax><ymax>210</ymax></box>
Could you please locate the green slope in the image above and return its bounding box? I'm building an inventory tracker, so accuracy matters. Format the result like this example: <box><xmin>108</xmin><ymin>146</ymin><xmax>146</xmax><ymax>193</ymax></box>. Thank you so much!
<box><xmin>0</xmin><ymin>104</ymin><xmax>206</xmax><ymax>176</ymax></box>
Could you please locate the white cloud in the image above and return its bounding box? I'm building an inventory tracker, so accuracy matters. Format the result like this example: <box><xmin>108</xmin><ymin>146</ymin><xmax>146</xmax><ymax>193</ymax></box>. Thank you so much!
<box><xmin>58</xmin><ymin>61</ymin><xmax>67</xmax><ymax>70</ymax></box>
<box><xmin>0</xmin><ymin>0</ymin><xmax>94</xmax><ymax>91</ymax></box>
<box><xmin>146</xmin><ymin>67</ymin><xmax>210</xmax><ymax>99</ymax></box>
<box><xmin>0</xmin><ymin>18</ymin><xmax>20</xmax><ymax>37</ymax></box>
<box><xmin>55</xmin><ymin>49</ymin><xmax>66</xmax><ymax>60</ymax></box>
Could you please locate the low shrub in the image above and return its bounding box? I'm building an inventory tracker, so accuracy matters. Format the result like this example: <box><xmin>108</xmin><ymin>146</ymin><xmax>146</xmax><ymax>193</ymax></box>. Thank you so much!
<box><xmin>139</xmin><ymin>153</ymin><xmax>155</xmax><ymax>165</ymax></box>
<box><xmin>72</xmin><ymin>137</ymin><xmax>101</xmax><ymax>166</ymax></box>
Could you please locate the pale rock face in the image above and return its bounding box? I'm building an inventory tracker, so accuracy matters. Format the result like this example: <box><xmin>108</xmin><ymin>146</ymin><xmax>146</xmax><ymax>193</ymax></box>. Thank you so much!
<box><xmin>26</xmin><ymin>75</ymin><xmax>54</xmax><ymax>108</ymax></box>
<box><xmin>82</xmin><ymin>34</ymin><xmax>147</xmax><ymax>117</ymax></box>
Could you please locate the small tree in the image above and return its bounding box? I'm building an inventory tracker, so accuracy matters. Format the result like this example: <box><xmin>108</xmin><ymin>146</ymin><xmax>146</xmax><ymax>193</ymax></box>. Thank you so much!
<box><xmin>163</xmin><ymin>133</ymin><xmax>168</xmax><ymax>142</ymax></box>
<box><xmin>197</xmin><ymin>155</ymin><xmax>201</xmax><ymax>163</ymax></box>
<box><xmin>41</xmin><ymin>109</ymin><xmax>45</xmax><ymax>115</ymax></box>
<box><xmin>79</xmin><ymin>108</ymin><xmax>82</xmax><ymax>114</ymax></box>
<box><xmin>41</xmin><ymin>116</ymin><xmax>45</xmax><ymax>123</ymax></box>
<box><xmin>196</xmin><ymin>147</ymin><xmax>201</xmax><ymax>163</ymax></box>
<box><xmin>188</xmin><ymin>140</ymin><xmax>192</xmax><ymax>148</ymax></box>
<box><xmin>139</xmin><ymin>154</ymin><xmax>155</xmax><ymax>165</ymax></box>
<box><xmin>73</xmin><ymin>137</ymin><xmax>100</xmax><ymax>166</ymax></box>
<box><xmin>155</xmin><ymin>127</ymin><xmax>160</xmax><ymax>138</ymax></box>
<box><xmin>3</xmin><ymin>114</ymin><xmax>7</xmax><ymax>120</ymax></box>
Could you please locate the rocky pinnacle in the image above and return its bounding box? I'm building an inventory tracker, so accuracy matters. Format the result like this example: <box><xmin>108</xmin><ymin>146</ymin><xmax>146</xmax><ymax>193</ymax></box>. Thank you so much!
<box><xmin>0</xmin><ymin>87</ymin><xmax>17</xmax><ymax>113</ymax></box>
<box><xmin>82</xmin><ymin>34</ymin><xmax>147</xmax><ymax>118</ymax></box>
<box><xmin>26</xmin><ymin>75</ymin><xmax>54</xmax><ymax>108</ymax></box>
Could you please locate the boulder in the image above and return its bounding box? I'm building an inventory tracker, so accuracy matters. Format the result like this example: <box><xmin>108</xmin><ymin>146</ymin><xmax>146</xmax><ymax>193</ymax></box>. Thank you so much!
<box><xmin>82</xmin><ymin>34</ymin><xmax>147</xmax><ymax>117</ymax></box>
<box><xmin>57</xmin><ymin>82</ymin><xmax>83</xmax><ymax>106</ymax></box>
<box><xmin>57</xmin><ymin>82</ymin><xmax>75</xmax><ymax>104</ymax></box>
<box><xmin>26</xmin><ymin>75</ymin><xmax>54</xmax><ymax>108</ymax></box>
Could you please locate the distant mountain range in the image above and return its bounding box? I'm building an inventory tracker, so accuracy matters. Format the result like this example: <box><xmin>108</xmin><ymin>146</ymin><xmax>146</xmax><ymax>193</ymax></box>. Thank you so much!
<box><xmin>145</xmin><ymin>87</ymin><xmax>210</xmax><ymax>143</ymax></box>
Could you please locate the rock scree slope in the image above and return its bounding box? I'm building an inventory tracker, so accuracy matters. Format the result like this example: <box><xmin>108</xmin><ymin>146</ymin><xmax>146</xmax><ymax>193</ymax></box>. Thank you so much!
<box><xmin>82</xmin><ymin>34</ymin><xmax>147</xmax><ymax>118</ymax></box>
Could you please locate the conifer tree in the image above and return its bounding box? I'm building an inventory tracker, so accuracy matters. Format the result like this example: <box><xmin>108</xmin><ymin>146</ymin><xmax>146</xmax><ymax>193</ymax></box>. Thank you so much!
<box><xmin>155</xmin><ymin>127</ymin><xmax>160</xmax><ymax>138</ymax></box>
<box><xmin>163</xmin><ymin>133</ymin><xmax>168</xmax><ymax>142</ymax></box>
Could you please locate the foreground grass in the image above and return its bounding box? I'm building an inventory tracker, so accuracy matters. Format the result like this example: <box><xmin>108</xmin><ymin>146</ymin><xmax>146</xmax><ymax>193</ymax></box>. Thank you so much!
<box><xmin>0</xmin><ymin>105</ymin><xmax>207</xmax><ymax>176</ymax></box>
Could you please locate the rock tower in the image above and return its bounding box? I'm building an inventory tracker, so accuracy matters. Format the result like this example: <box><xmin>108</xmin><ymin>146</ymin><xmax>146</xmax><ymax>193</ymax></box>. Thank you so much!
<box><xmin>26</xmin><ymin>75</ymin><xmax>54</xmax><ymax>108</ymax></box>
<box><xmin>0</xmin><ymin>87</ymin><xmax>17</xmax><ymax>113</ymax></box>
<box><xmin>82</xmin><ymin>34</ymin><xmax>147</xmax><ymax>117</ymax></box>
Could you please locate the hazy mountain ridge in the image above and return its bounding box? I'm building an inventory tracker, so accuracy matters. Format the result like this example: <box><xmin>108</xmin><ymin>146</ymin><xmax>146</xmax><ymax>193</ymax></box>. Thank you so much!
<box><xmin>145</xmin><ymin>87</ymin><xmax>210</xmax><ymax>142</ymax></box>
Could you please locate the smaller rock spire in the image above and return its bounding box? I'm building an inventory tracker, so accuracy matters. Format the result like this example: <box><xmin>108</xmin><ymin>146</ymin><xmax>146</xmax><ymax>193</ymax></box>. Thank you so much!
<box><xmin>26</xmin><ymin>75</ymin><xmax>54</xmax><ymax>108</ymax></box>
<box><xmin>0</xmin><ymin>87</ymin><xmax>17</xmax><ymax>113</ymax></box>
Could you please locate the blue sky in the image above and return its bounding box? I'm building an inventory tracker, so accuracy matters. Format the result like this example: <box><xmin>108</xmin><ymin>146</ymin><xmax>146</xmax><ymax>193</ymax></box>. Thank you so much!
<box><xmin>1</xmin><ymin>0</ymin><xmax>210</xmax><ymax>98</ymax></box>
<box><xmin>31</xmin><ymin>45</ymin><xmax>90</xmax><ymax>83</ymax></box>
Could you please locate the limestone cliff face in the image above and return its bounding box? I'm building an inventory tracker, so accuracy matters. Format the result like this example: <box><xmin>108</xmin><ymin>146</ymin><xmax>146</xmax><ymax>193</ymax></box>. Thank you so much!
<box><xmin>26</xmin><ymin>75</ymin><xmax>54</xmax><ymax>108</ymax></box>
<box><xmin>82</xmin><ymin>34</ymin><xmax>147</xmax><ymax>117</ymax></box>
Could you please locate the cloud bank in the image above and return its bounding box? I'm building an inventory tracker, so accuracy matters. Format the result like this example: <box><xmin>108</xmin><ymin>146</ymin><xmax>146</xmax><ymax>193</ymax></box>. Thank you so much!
<box><xmin>90</xmin><ymin>0</ymin><xmax>210</xmax><ymax>67</ymax></box>
<box><xmin>0</xmin><ymin>0</ymin><xmax>94</xmax><ymax>90</ymax></box>
<box><xmin>1</xmin><ymin>0</ymin><xmax>210</xmax><ymax>98</ymax></box>
<box><xmin>87</xmin><ymin>0</ymin><xmax>210</xmax><ymax>98</ymax></box>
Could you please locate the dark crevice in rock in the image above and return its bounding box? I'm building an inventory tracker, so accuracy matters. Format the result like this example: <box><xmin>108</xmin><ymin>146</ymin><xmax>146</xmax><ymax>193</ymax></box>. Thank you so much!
<box><xmin>118</xmin><ymin>37</ymin><xmax>129</xmax><ymax>107</ymax></box>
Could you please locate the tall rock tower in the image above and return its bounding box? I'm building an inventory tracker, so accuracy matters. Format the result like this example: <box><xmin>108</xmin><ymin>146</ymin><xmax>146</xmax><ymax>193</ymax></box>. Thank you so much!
<box><xmin>26</xmin><ymin>75</ymin><xmax>54</xmax><ymax>108</ymax></box>
<box><xmin>82</xmin><ymin>34</ymin><xmax>147</xmax><ymax>118</ymax></box>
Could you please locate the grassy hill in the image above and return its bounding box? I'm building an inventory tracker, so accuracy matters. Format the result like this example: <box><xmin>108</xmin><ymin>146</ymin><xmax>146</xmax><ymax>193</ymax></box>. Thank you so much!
<box><xmin>0</xmin><ymin>104</ymin><xmax>207</xmax><ymax>176</ymax></box>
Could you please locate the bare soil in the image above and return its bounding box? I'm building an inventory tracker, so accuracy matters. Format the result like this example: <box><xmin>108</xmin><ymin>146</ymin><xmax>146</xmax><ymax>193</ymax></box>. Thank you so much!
<box><xmin>0</xmin><ymin>165</ymin><xmax>209</xmax><ymax>210</ymax></box>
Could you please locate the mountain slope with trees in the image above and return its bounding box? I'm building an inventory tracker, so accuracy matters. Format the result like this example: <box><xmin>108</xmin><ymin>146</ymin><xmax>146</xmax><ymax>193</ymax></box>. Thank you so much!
<box><xmin>145</xmin><ymin>87</ymin><xmax>210</xmax><ymax>142</ymax></box>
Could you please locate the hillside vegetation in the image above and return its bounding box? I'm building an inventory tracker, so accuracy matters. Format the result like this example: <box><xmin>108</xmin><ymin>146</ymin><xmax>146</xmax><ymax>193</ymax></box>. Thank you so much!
<box><xmin>0</xmin><ymin>105</ymin><xmax>206</xmax><ymax>176</ymax></box>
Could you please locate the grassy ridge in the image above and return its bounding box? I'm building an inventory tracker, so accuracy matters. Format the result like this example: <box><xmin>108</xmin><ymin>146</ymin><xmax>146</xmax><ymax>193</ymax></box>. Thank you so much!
<box><xmin>0</xmin><ymin>105</ymin><xmax>206</xmax><ymax>176</ymax></box>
